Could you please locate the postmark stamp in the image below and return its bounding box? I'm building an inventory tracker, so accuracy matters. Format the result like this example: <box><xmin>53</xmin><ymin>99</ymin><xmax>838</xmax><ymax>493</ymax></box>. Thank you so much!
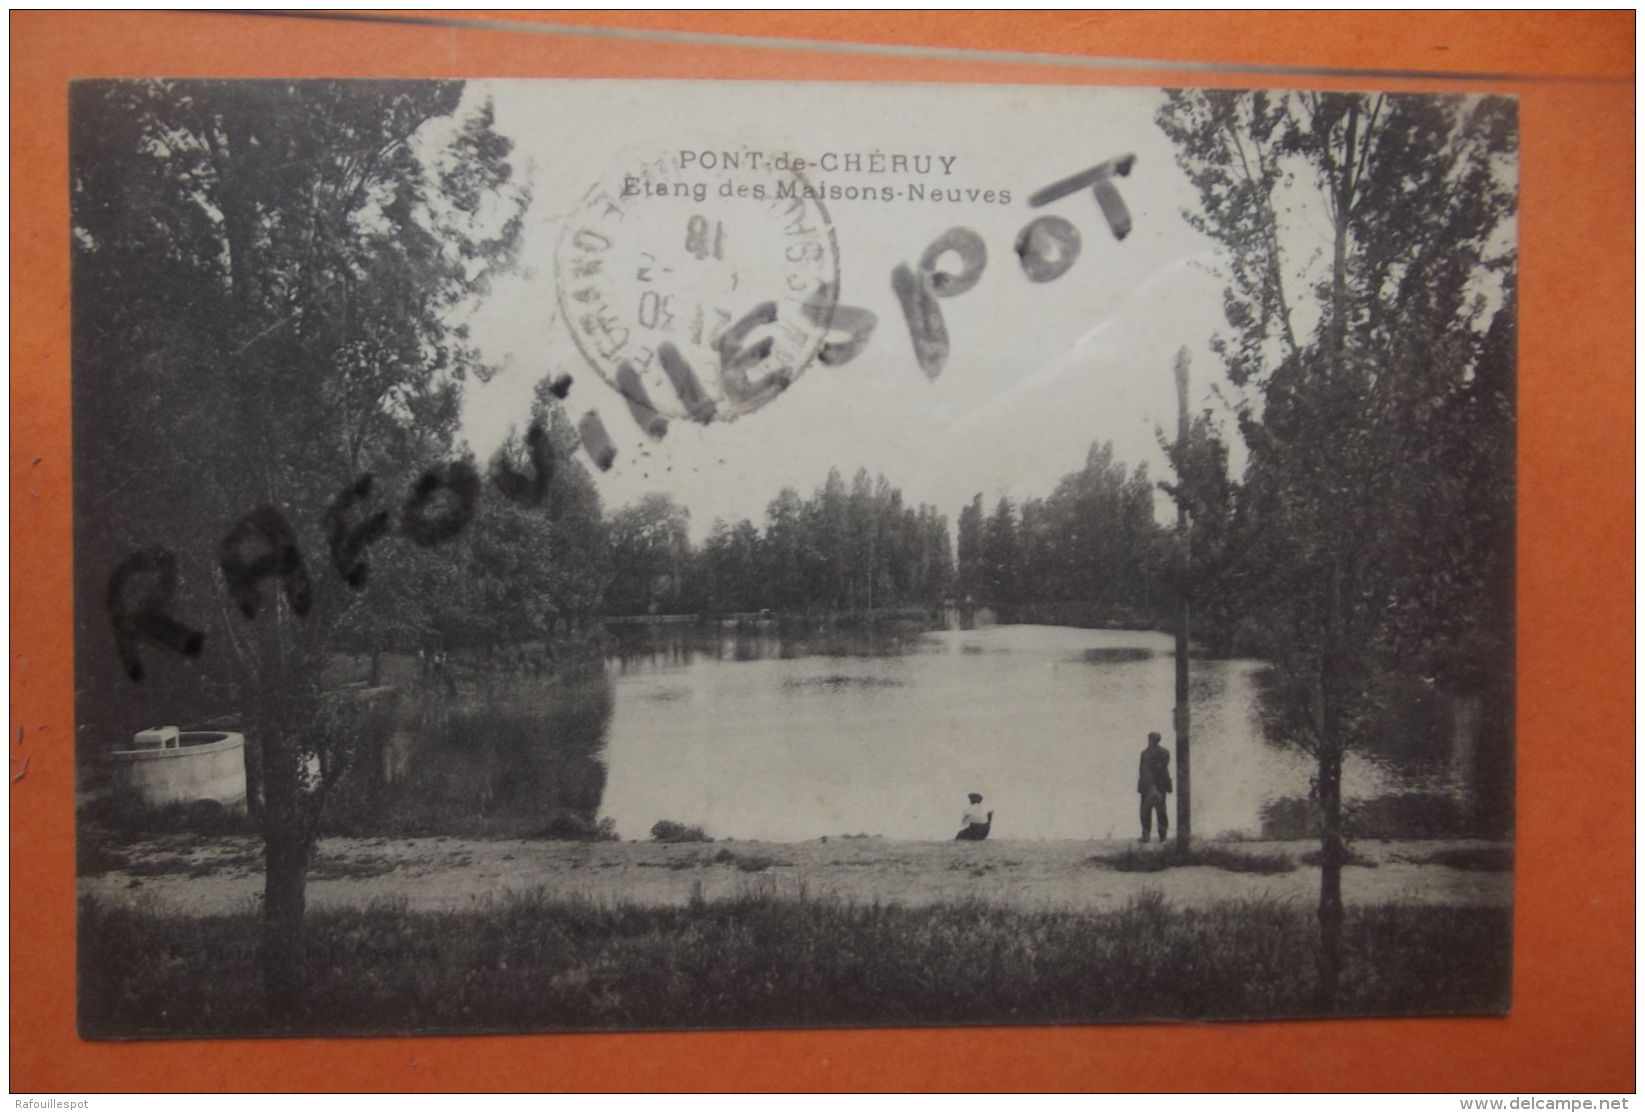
<box><xmin>556</xmin><ymin>149</ymin><xmax>841</xmax><ymax>426</ymax></box>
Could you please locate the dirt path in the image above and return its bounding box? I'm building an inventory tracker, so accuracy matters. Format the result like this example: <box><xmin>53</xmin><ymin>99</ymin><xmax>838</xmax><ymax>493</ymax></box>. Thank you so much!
<box><xmin>78</xmin><ymin>834</ymin><xmax>1512</xmax><ymax>917</ymax></box>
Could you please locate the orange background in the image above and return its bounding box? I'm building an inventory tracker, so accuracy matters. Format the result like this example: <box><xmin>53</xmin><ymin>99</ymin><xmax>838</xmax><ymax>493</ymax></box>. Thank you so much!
<box><xmin>10</xmin><ymin>11</ymin><xmax>1634</xmax><ymax>1093</ymax></box>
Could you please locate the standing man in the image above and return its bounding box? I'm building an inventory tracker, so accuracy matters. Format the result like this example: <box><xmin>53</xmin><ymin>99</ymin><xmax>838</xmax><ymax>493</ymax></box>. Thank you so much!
<box><xmin>1138</xmin><ymin>731</ymin><xmax>1173</xmax><ymax>843</ymax></box>
<box><xmin>955</xmin><ymin>793</ymin><xmax>993</xmax><ymax>841</ymax></box>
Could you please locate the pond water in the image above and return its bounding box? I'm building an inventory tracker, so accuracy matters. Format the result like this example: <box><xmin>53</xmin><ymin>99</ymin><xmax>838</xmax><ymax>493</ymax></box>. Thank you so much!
<box><xmin>598</xmin><ymin>623</ymin><xmax>1398</xmax><ymax>842</ymax></box>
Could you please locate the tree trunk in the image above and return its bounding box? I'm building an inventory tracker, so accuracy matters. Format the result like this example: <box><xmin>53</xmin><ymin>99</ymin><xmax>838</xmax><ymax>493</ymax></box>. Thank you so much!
<box><xmin>215</xmin><ymin>118</ymin><xmax>261</xmax><ymax>318</ymax></box>
<box><xmin>369</xmin><ymin>647</ymin><xmax>382</xmax><ymax>687</ymax></box>
<box><xmin>242</xmin><ymin>732</ymin><xmax>265</xmax><ymax>821</ymax></box>
<box><xmin>1173</xmin><ymin>346</ymin><xmax>1193</xmax><ymax>852</ymax></box>
<box><xmin>261</xmin><ymin>729</ymin><xmax>312</xmax><ymax>1023</ymax></box>
<box><xmin>1314</xmin><ymin>557</ymin><xmax>1348</xmax><ymax>1012</ymax></box>
<box><xmin>1313</xmin><ymin>739</ymin><xmax>1346</xmax><ymax>1012</ymax></box>
<box><xmin>1327</xmin><ymin>99</ymin><xmax>1358</xmax><ymax>376</ymax></box>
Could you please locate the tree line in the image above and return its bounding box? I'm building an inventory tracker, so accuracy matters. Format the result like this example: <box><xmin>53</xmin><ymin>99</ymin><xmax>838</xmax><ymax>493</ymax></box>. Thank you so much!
<box><xmin>604</xmin><ymin>469</ymin><xmax>953</xmax><ymax>618</ymax></box>
<box><xmin>597</xmin><ymin>443</ymin><xmax>1182</xmax><ymax>626</ymax></box>
<box><xmin>955</xmin><ymin>442</ymin><xmax>1166</xmax><ymax>627</ymax></box>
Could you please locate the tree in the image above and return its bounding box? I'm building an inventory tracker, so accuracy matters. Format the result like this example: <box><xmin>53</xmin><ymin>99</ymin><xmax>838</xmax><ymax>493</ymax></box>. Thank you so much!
<box><xmin>605</xmin><ymin>494</ymin><xmax>692</xmax><ymax>615</ymax></box>
<box><xmin>72</xmin><ymin>79</ymin><xmax>527</xmax><ymax>1018</ymax></box>
<box><xmin>1158</xmin><ymin>407</ymin><xmax>1240</xmax><ymax>652</ymax></box>
<box><xmin>1158</xmin><ymin>90</ymin><xmax>1517</xmax><ymax>1007</ymax></box>
<box><xmin>699</xmin><ymin>519</ymin><xmax>763</xmax><ymax>613</ymax></box>
<box><xmin>741</xmin><ymin>472</ymin><xmax>951</xmax><ymax>615</ymax></box>
<box><xmin>1030</xmin><ymin>442</ymin><xmax>1163</xmax><ymax>619</ymax></box>
<box><xmin>955</xmin><ymin>495</ymin><xmax>985</xmax><ymax>608</ymax></box>
<box><xmin>981</xmin><ymin>498</ymin><xmax>1022</xmax><ymax>615</ymax></box>
<box><xmin>913</xmin><ymin>504</ymin><xmax>956</xmax><ymax>605</ymax></box>
<box><xmin>814</xmin><ymin>468</ymin><xmax>850</xmax><ymax>609</ymax></box>
<box><xmin>468</xmin><ymin>380</ymin><xmax>611</xmax><ymax>643</ymax></box>
<box><xmin>947</xmin><ymin>442</ymin><xmax>1167</xmax><ymax>627</ymax></box>
<box><xmin>762</xmin><ymin>487</ymin><xmax>810</xmax><ymax>612</ymax></box>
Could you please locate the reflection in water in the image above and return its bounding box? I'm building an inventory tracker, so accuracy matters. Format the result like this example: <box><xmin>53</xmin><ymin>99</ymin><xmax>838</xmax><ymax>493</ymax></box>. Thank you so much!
<box><xmin>599</xmin><ymin>624</ymin><xmax>1401</xmax><ymax>843</ymax></box>
<box><xmin>607</xmin><ymin>620</ymin><xmax>939</xmax><ymax>670</ymax></box>
<box><xmin>327</xmin><ymin>625</ymin><xmax>1474</xmax><ymax>843</ymax></box>
<box><xmin>325</xmin><ymin>663</ymin><xmax>614</xmax><ymax>839</ymax></box>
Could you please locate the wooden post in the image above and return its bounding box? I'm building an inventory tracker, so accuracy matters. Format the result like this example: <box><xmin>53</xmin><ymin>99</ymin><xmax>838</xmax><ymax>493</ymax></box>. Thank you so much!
<box><xmin>1172</xmin><ymin>347</ymin><xmax>1192</xmax><ymax>852</ymax></box>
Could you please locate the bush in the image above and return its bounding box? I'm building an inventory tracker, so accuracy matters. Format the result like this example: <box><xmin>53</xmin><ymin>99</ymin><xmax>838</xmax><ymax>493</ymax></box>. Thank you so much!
<box><xmin>1092</xmin><ymin>844</ymin><xmax>1296</xmax><ymax>875</ymax></box>
<box><xmin>712</xmin><ymin>848</ymin><xmax>780</xmax><ymax>872</ymax></box>
<box><xmin>1261</xmin><ymin>792</ymin><xmax>1471</xmax><ymax>840</ymax></box>
<box><xmin>650</xmin><ymin>820</ymin><xmax>711</xmax><ymax>843</ymax></box>
<box><xmin>532</xmin><ymin>812</ymin><xmax>619</xmax><ymax>842</ymax></box>
<box><xmin>81</xmin><ymin>795</ymin><xmax>258</xmax><ymax>838</ymax></box>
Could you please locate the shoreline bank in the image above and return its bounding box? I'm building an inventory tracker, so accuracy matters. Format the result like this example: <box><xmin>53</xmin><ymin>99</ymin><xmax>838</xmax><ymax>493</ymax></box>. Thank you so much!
<box><xmin>79</xmin><ymin>834</ymin><xmax>1513</xmax><ymax>917</ymax></box>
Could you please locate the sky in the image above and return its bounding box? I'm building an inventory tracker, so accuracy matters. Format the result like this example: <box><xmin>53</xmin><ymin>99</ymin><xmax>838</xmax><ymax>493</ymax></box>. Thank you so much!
<box><xmin>452</xmin><ymin>81</ymin><xmax>1240</xmax><ymax>540</ymax></box>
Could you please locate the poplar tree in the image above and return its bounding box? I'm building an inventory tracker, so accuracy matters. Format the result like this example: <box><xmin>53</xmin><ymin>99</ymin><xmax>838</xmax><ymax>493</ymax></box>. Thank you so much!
<box><xmin>1157</xmin><ymin>90</ymin><xmax>1517</xmax><ymax>1007</ymax></box>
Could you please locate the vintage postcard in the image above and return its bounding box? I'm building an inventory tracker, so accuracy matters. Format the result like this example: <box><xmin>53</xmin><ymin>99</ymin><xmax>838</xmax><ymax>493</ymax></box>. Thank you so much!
<box><xmin>72</xmin><ymin>78</ymin><xmax>1517</xmax><ymax>1037</ymax></box>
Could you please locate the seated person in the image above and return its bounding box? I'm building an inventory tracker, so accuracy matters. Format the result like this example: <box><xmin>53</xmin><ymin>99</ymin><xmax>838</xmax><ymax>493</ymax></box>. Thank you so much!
<box><xmin>955</xmin><ymin>793</ymin><xmax>993</xmax><ymax>840</ymax></box>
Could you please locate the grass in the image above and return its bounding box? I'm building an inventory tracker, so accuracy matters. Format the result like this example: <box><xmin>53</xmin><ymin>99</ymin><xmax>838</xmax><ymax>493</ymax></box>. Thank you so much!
<box><xmin>80</xmin><ymin>799</ymin><xmax>260</xmax><ymax>841</ymax></box>
<box><xmin>76</xmin><ymin>840</ymin><xmax>133</xmax><ymax>877</ymax></box>
<box><xmin>639</xmin><ymin>849</ymin><xmax>786</xmax><ymax>872</ymax></box>
<box><xmin>1299</xmin><ymin>848</ymin><xmax>1380</xmax><ymax>869</ymax></box>
<box><xmin>121</xmin><ymin>855</ymin><xmax>217</xmax><ymax>879</ymax></box>
<box><xmin>307</xmin><ymin>852</ymin><xmax>402</xmax><ymax>882</ymax></box>
<box><xmin>1091</xmin><ymin>844</ymin><xmax>1297</xmax><ymax>875</ymax></box>
<box><xmin>1399</xmin><ymin>846</ymin><xmax>1514</xmax><ymax>872</ymax></box>
<box><xmin>78</xmin><ymin>888</ymin><xmax>1510</xmax><ymax>1037</ymax></box>
<box><xmin>78</xmin><ymin>831</ymin><xmax>263</xmax><ymax>879</ymax></box>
